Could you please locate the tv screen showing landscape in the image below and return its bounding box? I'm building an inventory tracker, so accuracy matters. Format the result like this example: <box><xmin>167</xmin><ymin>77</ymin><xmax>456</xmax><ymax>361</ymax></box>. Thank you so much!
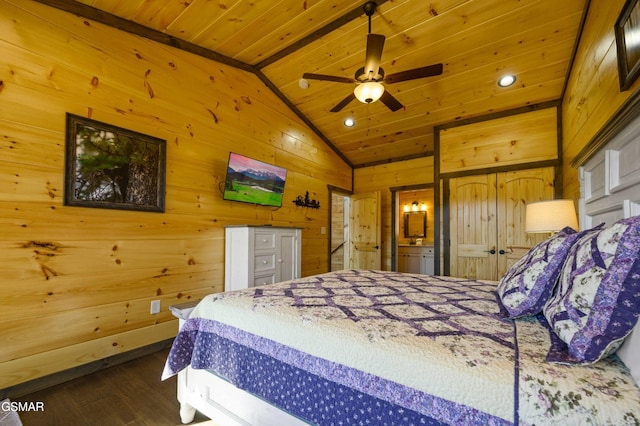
<box><xmin>223</xmin><ymin>152</ymin><xmax>287</xmax><ymax>207</ymax></box>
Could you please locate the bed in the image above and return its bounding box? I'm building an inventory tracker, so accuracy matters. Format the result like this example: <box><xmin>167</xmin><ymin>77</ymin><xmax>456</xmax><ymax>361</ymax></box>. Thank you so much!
<box><xmin>163</xmin><ymin>124</ymin><xmax>640</xmax><ymax>425</ymax></box>
<box><xmin>163</xmin><ymin>264</ymin><xmax>640</xmax><ymax>425</ymax></box>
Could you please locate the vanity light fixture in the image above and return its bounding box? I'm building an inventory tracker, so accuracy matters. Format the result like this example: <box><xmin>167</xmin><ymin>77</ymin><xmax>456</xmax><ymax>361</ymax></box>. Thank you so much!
<box><xmin>497</xmin><ymin>74</ymin><xmax>516</xmax><ymax>87</ymax></box>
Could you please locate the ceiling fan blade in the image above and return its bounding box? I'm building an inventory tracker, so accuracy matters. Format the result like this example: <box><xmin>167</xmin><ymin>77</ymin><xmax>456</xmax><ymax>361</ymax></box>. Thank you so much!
<box><xmin>302</xmin><ymin>73</ymin><xmax>355</xmax><ymax>84</ymax></box>
<box><xmin>384</xmin><ymin>64</ymin><xmax>443</xmax><ymax>84</ymax></box>
<box><xmin>330</xmin><ymin>92</ymin><xmax>356</xmax><ymax>112</ymax></box>
<box><xmin>364</xmin><ymin>33</ymin><xmax>385</xmax><ymax>79</ymax></box>
<box><xmin>379</xmin><ymin>90</ymin><xmax>403</xmax><ymax>112</ymax></box>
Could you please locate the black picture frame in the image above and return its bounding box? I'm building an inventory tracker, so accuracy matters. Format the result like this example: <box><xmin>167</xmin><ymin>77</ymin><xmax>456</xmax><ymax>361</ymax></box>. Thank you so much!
<box><xmin>64</xmin><ymin>113</ymin><xmax>166</xmax><ymax>212</ymax></box>
<box><xmin>615</xmin><ymin>0</ymin><xmax>640</xmax><ymax>91</ymax></box>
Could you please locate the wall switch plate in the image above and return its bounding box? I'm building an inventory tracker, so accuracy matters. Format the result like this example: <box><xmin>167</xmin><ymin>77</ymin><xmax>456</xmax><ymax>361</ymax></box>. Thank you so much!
<box><xmin>150</xmin><ymin>300</ymin><xmax>161</xmax><ymax>315</ymax></box>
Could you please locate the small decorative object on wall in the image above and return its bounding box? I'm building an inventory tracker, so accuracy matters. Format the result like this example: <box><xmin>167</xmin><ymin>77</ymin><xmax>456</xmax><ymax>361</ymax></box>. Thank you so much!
<box><xmin>615</xmin><ymin>0</ymin><xmax>640</xmax><ymax>91</ymax></box>
<box><xmin>293</xmin><ymin>191</ymin><xmax>320</xmax><ymax>209</ymax></box>
<box><xmin>64</xmin><ymin>113</ymin><xmax>166</xmax><ymax>212</ymax></box>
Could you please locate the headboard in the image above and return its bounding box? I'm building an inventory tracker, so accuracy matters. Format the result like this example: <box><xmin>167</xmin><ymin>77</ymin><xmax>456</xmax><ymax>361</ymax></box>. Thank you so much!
<box><xmin>578</xmin><ymin>109</ymin><xmax>640</xmax><ymax>386</ymax></box>
<box><xmin>579</xmin><ymin>111</ymin><xmax>640</xmax><ymax>228</ymax></box>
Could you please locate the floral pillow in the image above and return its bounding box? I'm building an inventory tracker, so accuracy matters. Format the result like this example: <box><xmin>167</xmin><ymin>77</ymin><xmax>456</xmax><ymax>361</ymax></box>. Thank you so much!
<box><xmin>543</xmin><ymin>216</ymin><xmax>640</xmax><ymax>364</ymax></box>
<box><xmin>497</xmin><ymin>226</ymin><xmax>580</xmax><ymax>318</ymax></box>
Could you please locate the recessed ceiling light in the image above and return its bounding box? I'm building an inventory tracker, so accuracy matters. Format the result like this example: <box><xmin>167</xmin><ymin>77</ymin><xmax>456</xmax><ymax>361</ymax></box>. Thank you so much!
<box><xmin>344</xmin><ymin>118</ymin><xmax>355</xmax><ymax>127</ymax></box>
<box><xmin>498</xmin><ymin>74</ymin><xmax>516</xmax><ymax>87</ymax></box>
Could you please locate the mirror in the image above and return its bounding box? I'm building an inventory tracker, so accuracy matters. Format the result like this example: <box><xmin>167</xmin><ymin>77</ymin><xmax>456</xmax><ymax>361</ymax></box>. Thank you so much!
<box><xmin>404</xmin><ymin>211</ymin><xmax>427</xmax><ymax>238</ymax></box>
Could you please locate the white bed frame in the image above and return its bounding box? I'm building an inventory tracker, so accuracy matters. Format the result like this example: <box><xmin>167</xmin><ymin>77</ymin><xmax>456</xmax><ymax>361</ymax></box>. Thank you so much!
<box><xmin>171</xmin><ymin>111</ymin><xmax>640</xmax><ymax>425</ymax></box>
<box><xmin>176</xmin><ymin>364</ymin><xmax>308</xmax><ymax>425</ymax></box>
<box><xmin>171</xmin><ymin>307</ymin><xmax>307</xmax><ymax>425</ymax></box>
<box><xmin>579</xmin><ymin>111</ymin><xmax>640</xmax><ymax>226</ymax></box>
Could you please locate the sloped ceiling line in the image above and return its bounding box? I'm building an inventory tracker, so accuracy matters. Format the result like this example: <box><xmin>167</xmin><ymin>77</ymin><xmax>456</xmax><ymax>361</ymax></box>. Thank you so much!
<box><xmin>33</xmin><ymin>0</ymin><xmax>393</xmax><ymax>169</ymax></box>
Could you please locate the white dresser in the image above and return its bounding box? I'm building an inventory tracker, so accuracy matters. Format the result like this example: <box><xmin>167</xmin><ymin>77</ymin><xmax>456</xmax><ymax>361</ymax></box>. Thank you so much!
<box><xmin>225</xmin><ymin>226</ymin><xmax>302</xmax><ymax>291</ymax></box>
<box><xmin>397</xmin><ymin>245</ymin><xmax>435</xmax><ymax>275</ymax></box>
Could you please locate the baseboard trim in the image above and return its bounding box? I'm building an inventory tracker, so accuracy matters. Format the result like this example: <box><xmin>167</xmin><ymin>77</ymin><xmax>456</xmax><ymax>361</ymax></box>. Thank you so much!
<box><xmin>0</xmin><ymin>338</ymin><xmax>174</xmax><ymax>399</ymax></box>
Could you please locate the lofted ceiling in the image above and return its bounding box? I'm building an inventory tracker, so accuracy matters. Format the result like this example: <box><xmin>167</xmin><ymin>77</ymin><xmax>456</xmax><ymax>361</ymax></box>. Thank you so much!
<box><xmin>40</xmin><ymin>0</ymin><xmax>588</xmax><ymax>168</ymax></box>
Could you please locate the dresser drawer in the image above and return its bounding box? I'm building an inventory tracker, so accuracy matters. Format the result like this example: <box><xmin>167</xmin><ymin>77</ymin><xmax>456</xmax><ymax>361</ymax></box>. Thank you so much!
<box><xmin>253</xmin><ymin>274</ymin><xmax>276</xmax><ymax>287</ymax></box>
<box><xmin>254</xmin><ymin>232</ymin><xmax>276</xmax><ymax>250</ymax></box>
<box><xmin>254</xmin><ymin>254</ymin><xmax>276</xmax><ymax>273</ymax></box>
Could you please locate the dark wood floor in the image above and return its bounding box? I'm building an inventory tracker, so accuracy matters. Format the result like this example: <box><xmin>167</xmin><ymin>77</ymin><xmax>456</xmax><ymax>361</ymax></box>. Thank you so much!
<box><xmin>14</xmin><ymin>349</ymin><xmax>211</xmax><ymax>425</ymax></box>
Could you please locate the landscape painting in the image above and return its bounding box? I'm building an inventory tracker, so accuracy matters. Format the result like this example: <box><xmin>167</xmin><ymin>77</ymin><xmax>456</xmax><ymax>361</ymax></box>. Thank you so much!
<box><xmin>223</xmin><ymin>152</ymin><xmax>287</xmax><ymax>207</ymax></box>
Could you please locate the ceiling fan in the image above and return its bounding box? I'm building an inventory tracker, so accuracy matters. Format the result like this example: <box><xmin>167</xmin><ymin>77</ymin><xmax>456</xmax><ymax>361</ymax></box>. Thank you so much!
<box><xmin>302</xmin><ymin>1</ymin><xmax>443</xmax><ymax>112</ymax></box>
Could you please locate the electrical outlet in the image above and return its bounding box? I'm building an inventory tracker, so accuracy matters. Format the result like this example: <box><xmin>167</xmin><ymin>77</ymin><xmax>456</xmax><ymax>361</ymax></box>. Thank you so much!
<box><xmin>150</xmin><ymin>300</ymin><xmax>161</xmax><ymax>315</ymax></box>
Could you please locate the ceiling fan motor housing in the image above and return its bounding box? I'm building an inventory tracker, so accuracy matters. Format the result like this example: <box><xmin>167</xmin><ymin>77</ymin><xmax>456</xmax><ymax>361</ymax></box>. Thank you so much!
<box><xmin>355</xmin><ymin>66</ymin><xmax>384</xmax><ymax>82</ymax></box>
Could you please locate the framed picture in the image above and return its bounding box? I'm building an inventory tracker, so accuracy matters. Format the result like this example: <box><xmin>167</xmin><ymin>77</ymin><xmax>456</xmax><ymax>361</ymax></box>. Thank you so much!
<box><xmin>64</xmin><ymin>113</ymin><xmax>166</xmax><ymax>212</ymax></box>
<box><xmin>615</xmin><ymin>0</ymin><xmax>640</xmax><ymax>91</ymax></box>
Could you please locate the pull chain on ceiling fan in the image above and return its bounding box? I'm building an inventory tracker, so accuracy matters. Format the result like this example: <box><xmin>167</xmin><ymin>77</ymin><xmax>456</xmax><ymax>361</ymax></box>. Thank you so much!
<box><xmin>302</xmin><ymin>1</ymin><xmax>443</xmax><ymax>112</ymax></box>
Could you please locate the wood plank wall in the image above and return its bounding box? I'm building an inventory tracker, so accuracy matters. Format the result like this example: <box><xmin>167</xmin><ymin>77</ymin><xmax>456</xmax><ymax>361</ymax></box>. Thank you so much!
<box><xmin>354</xmin><ymin>157</ymin><xmax>435</xmax><ymax>271</ymax></box>
<box><xmin>0</xmin><ymin>1</ymin><xmax>351</xmax><ymax>389</ymax></box>
<box><xmin>562</xmin><ymin>0</ymin><xmax>640</xmax><ymax>200</ymax></box>
<box><xmin>439</xmin><ymin>108</ymin><xmax>559</xmax><ymax>174</ymax></box>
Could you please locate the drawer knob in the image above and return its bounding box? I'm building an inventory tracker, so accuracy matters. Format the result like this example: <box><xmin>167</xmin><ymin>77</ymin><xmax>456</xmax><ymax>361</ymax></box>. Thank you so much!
<box><xmin>263</xmin><ymin>260</ymin><xmax>268</xmax><ymax>264</ymax></box>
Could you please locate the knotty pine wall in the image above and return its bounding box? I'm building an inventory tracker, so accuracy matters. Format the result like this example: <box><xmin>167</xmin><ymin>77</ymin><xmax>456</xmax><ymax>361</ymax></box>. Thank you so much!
<box><xmin>562</xmin><ymin>0</ymin><xmax>640</xmax><ymax>200</ymax></box>
<box><xmin>0</xmin><ymin>1</ymin><xmax>350</xmax><ymax>390</ymax></box>
<box><xmin>354</xmin><ymin>157</ymin><xmax>435</xmax><ymax>271</ymax></box>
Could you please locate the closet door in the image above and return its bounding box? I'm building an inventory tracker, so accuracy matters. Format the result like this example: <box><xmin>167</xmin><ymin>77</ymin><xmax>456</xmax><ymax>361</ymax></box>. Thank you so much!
<box><xmin>449</xmin><ymin>174</ymin><xmax>498</xmax><ymax>279</ymax></box>
<box><xmin>497</xmin><ymin>168</ymin><xmax>555</xmax><ymax>276</ymax></box>
<box><xmin>449</xmin><ymin>167</ymin><xmax>555</xmax><ymax>280</ymax></box>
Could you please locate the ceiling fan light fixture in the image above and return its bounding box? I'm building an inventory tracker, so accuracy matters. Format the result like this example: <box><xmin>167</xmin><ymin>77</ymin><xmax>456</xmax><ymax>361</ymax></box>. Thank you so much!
<box><xmin>354</xmin><ymin>81</ymin><xmax>384</xmax><ymax>104</ymax></box>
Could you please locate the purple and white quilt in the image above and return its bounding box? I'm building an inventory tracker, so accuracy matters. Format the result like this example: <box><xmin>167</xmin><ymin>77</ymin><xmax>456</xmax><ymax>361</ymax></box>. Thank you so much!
<box><xmin>163</xmin><ymin>270</ymin><xmax>640</xmax><ymax>425</ymax></box>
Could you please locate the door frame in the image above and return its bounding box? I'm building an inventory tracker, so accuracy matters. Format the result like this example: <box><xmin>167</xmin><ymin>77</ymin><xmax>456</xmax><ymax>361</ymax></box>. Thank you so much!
<box><xmin>328</xmin><ymin>185</ymin><xmax>352</xmax><ymax>271</ymax></box>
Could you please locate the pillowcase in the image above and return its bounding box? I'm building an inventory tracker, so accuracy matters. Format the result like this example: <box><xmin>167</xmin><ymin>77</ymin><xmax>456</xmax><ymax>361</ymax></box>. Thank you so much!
<box><xmin>497</xmin><ymin>226</ymin><xmax>580</xmax><ymax>318</ymax></box>
<box><xmin>543</xmin><ymin>216</ymin><xmax>640</xmax><ymax>364</ymax></box>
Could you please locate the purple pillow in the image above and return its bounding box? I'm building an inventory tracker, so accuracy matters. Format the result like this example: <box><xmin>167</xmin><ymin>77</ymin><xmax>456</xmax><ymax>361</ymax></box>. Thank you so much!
<box><xmin>497</xmin><ymin>226</ymin><xmax>580</xmax><ymax>318</ymax></box>
<box><xmin>544</xmin><ymin>216</ymin><xmax>640</xmax><ymax>364</ymax></box>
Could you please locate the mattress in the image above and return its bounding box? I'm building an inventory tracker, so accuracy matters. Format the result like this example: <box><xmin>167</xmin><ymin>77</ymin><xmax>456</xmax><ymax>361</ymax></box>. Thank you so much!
<box><xmin>163</xmin><ymin>269</ymin><xmax>640</xmax><ymax>425</ymax></box>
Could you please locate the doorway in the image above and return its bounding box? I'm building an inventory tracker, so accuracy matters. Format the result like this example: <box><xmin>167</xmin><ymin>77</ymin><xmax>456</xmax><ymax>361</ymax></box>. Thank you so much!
<box><xmin>328</xmin><ymin>188</ymin><xmax>382</xmax><ymax>271</ymax></box>
<box><xmin>329</xmin><ymin>188</ymin><xmax>350</xmax><ymax>271</ymax></box>
<box><xmin>392</xmin><ymin>185</ymin><xmax>435</xmax><ymax>272</ymax></box>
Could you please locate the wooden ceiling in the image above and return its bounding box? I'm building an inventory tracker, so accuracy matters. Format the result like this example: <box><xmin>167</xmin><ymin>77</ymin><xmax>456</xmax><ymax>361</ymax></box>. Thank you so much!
<box><xmin>41</xmin><ymin>0</ymin><xmax>588</xmax><ymax>168</ymax></box>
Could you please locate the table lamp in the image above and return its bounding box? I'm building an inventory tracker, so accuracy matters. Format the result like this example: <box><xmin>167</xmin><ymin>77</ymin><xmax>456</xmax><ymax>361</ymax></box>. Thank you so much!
<box><xmin>525</xmin><ymin>199</ymin><xmax>578</xmax><ymax>233</ymax></box>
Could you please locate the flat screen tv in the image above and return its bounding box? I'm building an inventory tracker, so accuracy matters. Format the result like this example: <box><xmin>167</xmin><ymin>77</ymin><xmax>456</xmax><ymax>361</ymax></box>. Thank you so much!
<box><xmin>223</xmin><ymin>152</ymin><xmax>287</xmax><ymax>207</ymax></box>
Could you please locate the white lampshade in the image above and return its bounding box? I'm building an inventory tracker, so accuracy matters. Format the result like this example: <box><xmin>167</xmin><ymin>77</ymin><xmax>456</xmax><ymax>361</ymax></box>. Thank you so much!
<box><xmin>354</xmin><ymin>81</ymin><xmax>384</xmax><ymax>104</ymax></box>
<box><xmin>525</xmin><ymin>199</ymin><xmax>578</xmax><ymax>233</ymax></box>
